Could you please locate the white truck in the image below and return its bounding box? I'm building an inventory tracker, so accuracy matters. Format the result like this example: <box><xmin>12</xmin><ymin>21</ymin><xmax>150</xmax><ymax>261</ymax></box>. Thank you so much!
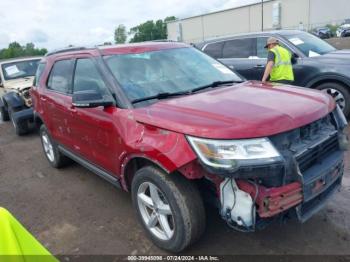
<box><xmin>0</xmin><ymin>56</ymin><xmax>42</xmax><ymax>135</ymax></box>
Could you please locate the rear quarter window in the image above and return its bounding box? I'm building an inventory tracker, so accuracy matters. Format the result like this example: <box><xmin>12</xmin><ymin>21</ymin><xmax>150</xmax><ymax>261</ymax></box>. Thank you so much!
<box><xmin>204</xmin><ymin>42</ymin><xmax>224</xmax><ymax>59</ymax></box>
<box><xmin>47</xmin><ymin>59</ymin><xmax>73</xmax><ymax>94</ymax></box>
<box><xmin>34</xmin><ymin>63</ymin><xmax>46</xmax><ymax>86</ymax></box>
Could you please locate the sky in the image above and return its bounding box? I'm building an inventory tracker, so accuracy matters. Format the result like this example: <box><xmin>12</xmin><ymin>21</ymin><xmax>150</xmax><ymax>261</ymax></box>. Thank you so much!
<box><xmin>0</xmin><ymin>0</ymin><xmax>259</xmax><ymax>51</ymax></box>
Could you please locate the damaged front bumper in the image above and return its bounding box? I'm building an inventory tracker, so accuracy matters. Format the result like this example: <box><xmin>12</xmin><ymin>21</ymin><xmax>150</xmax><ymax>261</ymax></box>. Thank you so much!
<box><xmin>217</xmin><ymin>110</ymin><xmax>347</xmax><ymax>231</ymax></box>
<box><xmin>219</xmin><ymin>151</ymin><xmax>344</xmax><ymax>231</ymax></box>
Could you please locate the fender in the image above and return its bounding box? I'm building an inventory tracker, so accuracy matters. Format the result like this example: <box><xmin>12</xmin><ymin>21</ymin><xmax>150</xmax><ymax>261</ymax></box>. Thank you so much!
<box><xmin>2</xmin><ymin>92</ymin><xmax>25</xmax><ymax>110</ymax></box>
<box><xmin>306</xmin><ymin>73</ymin><xmax>350</xmax><ymax>89</ymax></box>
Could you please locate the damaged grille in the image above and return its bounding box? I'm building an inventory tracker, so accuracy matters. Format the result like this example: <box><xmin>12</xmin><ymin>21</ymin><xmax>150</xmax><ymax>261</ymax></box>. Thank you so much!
<box><xmin>270</xmin><ymin>113</ymin><xmax>340</xmax><ymax>182</ymax></box>
<box><xmin>295</xmin><ymin>133</ymin><xmax>339</xmax><ymax>172</ymax></box>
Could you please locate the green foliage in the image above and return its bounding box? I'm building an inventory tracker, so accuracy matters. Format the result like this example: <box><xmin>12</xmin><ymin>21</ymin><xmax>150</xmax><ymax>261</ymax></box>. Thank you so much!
<box><xmin>114</xmin><ymin>24</ymin><xmax>127</xmax><ymax>44</ymax></box>
<box><xmin>129</xmin><ymin>16</ymin><xmax>176</xmax><ymax>43</ymax></box>
<box><xmin>325</xmin><ymin>24</ymin><xmax>338</xmax><ymax>35</ymax></box>
<box><xmin>0</xmin><ymin>42</ymin><xmax>47</xmax><ymax>59</ymax></box>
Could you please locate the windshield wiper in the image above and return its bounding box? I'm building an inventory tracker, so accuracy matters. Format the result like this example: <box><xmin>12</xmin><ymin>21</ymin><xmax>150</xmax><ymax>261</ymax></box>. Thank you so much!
<box><xmin>131</xmin><ymin>90</ymin><xmax>190</xmax><ymax>104</ymax></box>
<box><xmin>188</xmin><ymin>80</ymin><xmax>241</xmax><ymax>94</ymax></box>
<box><xmin>131</xmin><ymin>80</ymin><xmax>241</xmax><ymax>104</ymax></box>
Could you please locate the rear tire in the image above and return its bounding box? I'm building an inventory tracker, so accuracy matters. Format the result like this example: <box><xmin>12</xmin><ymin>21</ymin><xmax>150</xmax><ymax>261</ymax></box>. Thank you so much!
<box><xmin>40</xmin><ymin>124</ymin><xmax>71</xmax><ymax>168</ymax></box>
<box><xmin>0</xmin><ymin>106</ymin><xmax>9</xmax><ymax>121</ymax></box>
<box><xmin>131</xmin><ymin>166</ymin><xmax>206</xmax><ymax>253</ymax></box>
<box><xmin>316</xmin><ymin>82</ymin><xmax>350</xmax><ymax>117</ymax></box>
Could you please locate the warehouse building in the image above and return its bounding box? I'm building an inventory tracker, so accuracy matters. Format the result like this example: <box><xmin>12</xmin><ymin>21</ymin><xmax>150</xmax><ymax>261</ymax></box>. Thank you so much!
<box><xmin>167</xmin><ymin>0</ymin><xmax>350</xmax><ymax>43</ymax></box>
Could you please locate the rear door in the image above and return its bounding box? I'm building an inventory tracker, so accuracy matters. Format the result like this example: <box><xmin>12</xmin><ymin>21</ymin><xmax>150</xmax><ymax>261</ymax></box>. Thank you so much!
<box><xmin>41</xmin><ymin>59</ymin><xmax>74</xmax><ymax>146</ymax></box>
<box><xmin>218</xmin><ymin>38</ymin><xmax>258</xmax><ymax>80</ymax></box>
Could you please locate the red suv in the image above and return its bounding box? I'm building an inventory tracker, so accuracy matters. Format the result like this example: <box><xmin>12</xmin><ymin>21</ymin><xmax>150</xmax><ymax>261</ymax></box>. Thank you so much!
<box><xmin>31</xmin><ymin>43</ymin><xmax>348</xmax><ymax>252</ymax></box>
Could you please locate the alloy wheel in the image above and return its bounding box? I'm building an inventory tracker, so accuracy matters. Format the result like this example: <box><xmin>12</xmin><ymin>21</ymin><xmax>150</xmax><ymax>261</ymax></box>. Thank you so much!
<box><xmin>42</xmin><ymin>132</ymin><xmax>55</xmax><ymax>162</ymax></box>
<box><xmin>324</xmin><ymin>88</ymin><xmax>346</xmax><ymax>110</ymax></box>
<box><xmin>137</xmin><ymin>182</ymin><xmax>175</xmax><ymax>241</ymax></box>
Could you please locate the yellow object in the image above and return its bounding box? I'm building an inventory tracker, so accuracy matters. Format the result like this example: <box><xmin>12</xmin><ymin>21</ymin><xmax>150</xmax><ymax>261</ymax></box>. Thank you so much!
<box><xmin>0</xmin><ymin>207</ymin><xmax>57</xmax><ymax>262</ymax></box>
<box><xmin>270</xmin><ymin>45</ymin><xmax>294</xmax><ymax>82</ymax></box>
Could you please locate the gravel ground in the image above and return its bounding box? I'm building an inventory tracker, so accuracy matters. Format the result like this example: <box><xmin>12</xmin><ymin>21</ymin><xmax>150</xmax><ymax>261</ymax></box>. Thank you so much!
<box><xmin>0</xmin><ymin>121</ymin><xmax>349</xmax><ymax>256</ymax></box>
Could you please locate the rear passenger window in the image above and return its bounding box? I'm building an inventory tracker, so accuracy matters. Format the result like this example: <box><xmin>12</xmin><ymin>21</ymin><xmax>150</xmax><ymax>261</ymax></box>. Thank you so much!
<box><xmin>47</xmin><ymin>60</ymin><xmax>73</xmax><ymax>93</ymax></box>
<box><xmin>73</xmin><ymin>58</ymin><xmax>109</xmax><ymax>96</ymax></box>
<box><xmin>204</xmin><ymin>42</ymin><xmax>224</xmax><ymax>59</ymax></box>
<box><xmin>222</xmin><ymin>38</ymin><xmax>255</xmax><ymax>58</ymax></box>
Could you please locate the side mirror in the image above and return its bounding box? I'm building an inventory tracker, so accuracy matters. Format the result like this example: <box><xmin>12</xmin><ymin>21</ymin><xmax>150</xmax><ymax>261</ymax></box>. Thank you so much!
<box><xmin>72</xmin><ymin>90</ymin><xmax>114</xmax><ymax>108</ymax></box>
<box><xmin>291</xmin><ymin>53</ymin><xmax>298</xmax><ymax>64</ymax></box>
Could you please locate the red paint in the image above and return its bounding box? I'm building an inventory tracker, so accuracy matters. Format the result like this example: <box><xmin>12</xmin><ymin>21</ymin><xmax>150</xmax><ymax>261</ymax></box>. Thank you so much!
<box><xmin>236</xmin><ymin>180</ymin><xmax>303</xmax><ymax>218</ymax></box>
<box><xmin>133</xmin><ymin>81</ymin><xmax>335</xmax><ymax>139</ymax></box>
<box><xmin>32</xmin><ymin>42</ymin><xmax>334</xmax><ymax>200</ymax></box>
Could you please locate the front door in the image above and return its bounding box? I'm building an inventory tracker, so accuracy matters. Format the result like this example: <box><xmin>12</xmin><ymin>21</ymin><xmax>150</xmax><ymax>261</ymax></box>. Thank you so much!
<box><xmin>69</xmin><ymin>57</ymin><xmax>121</xmax><ymax>175</ymax></box>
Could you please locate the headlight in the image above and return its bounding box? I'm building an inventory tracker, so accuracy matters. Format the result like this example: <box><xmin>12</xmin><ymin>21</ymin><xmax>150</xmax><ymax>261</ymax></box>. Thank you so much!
<box><xmin>187</xmin><ymin>136</ymin><xmax>281</xmax><ymax>170</ymax></box>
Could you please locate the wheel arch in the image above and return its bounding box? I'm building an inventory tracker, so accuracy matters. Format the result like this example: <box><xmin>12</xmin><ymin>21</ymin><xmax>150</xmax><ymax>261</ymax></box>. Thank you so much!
<box><xmin>2</xmin><ymin>91</ymin><xmax>25</xmax><ymax>110</ymax></box>
<box><xmin>307</xmin><ymin>74</ymin><xmax>350</xmax><ymax>90</ymax></box>
<box><xmin>121</xmin><ymin>156</ymin><xmax>170</xmax><ymax>192</ymax></box>
<box><xmin>33</xmin><ymin>111</ymin><xmax>44</xmax><ymax>130</ymax></box>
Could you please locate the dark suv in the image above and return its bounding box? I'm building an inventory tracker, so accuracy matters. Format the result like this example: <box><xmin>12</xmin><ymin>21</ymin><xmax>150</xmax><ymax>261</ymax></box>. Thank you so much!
<box><xmin>196</xmin><ymin>30</ymin><xmax>350</xmax><ymax>116</ymax></box>
<box><xmin>32</xmin><ymin>43</ymin><xmax>348</xmax><ymax>252</ymax></box>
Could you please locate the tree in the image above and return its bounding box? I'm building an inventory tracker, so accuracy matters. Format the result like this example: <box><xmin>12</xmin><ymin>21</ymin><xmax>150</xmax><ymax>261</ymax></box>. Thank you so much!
<box><xmin>0</xmin><ymin>42</ymin><xmax>47</xmax><ymax>59</ymax></box>
<box><xmin>114</xmin><ymin>24</ymin><xmax>127</xmax><ymax>44</ymax></box>
<box><xmin>129</xmin><ymin>16</ymin><xmax>176</xmax><ymax>43</ymax></box>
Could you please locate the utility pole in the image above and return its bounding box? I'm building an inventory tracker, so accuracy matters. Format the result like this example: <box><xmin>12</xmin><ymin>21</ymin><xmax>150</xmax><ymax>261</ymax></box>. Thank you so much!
<box><xmin>261</xmin><ymin>0</ymin><xmax>264</xmax><ymax>31</ymax></box>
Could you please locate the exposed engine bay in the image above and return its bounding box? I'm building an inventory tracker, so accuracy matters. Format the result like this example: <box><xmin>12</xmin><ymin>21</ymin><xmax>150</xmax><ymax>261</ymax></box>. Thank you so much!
<box><xmin>19</xmin><ymin>87</ymin><xmax>32</xmax><ymax>108</ymax></box>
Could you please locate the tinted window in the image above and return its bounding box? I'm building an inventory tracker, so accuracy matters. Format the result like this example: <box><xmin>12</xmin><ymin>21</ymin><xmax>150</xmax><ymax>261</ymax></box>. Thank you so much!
<box><xmin>222</xmin><ymin>38</ymin><xmax>255</xmax><ymax>58</ymax></box>
<box><xmin>73</xmin><ymin>58</ymin><xmax>109</xmax><ymax>96</ymax></box>
<box><xmin>47</xmin><ymin>60</ymin><xmax>73</xmax><ymax>93</ymax></box>
<box><xmin>204</xmin><ymin>42</ymin><xmax>224</xmax><ymax>59</ymax></box>
<box><xmin>34</xmin><ymin>63</ymin><xmax>46</xmax><ymax>86</ymax></box>
<box><xmin>257</xmin><ymin>37</ymin><xmax>268</xmax><ymax>58</ymax></box>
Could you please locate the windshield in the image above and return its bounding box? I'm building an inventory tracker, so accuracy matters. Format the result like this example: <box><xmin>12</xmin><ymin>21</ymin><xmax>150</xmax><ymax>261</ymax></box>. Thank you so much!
<box><xmin>104</xmin><ymin>47</ymin><xmax>242</xmax><ymax>102</ymax></box>
<box><xmin>284</xmin><ymin>32</ymin><xmax>336</xmax><ymax>57</ymax></box>
<box><xmin>1</xmin><ymin>59</ymin><xmax>41</xmax><ymax>81</ymax></box>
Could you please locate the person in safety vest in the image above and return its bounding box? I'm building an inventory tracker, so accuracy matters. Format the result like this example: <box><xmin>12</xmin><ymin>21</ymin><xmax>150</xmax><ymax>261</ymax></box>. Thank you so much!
<box><xmin>261</xmin><ymin>37</ymin><xmax>294</xmax><ymax>84</ymax></box>
<box><xmin>0</xmin><ymin>207</ymin><xmax>57</xmax><ymax>262</ymax></box>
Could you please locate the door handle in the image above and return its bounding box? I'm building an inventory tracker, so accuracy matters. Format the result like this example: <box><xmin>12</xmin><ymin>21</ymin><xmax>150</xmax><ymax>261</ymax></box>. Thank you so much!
<box><xmin>40</xmin><ymin>97</ymin><xmax>47</xmax><ymax>101</ymax></box>
<box><xmin>255</xmin><ymin>64</ymin><xmax>265</xmax><ymax>68</ymax></box>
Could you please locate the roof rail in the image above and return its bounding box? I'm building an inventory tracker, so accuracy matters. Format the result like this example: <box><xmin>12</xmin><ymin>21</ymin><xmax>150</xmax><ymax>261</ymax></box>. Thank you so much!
<box><xmin>45</xmin><ymin>46</ymin><xmax>89</xmax><ymax>56</ymax></box>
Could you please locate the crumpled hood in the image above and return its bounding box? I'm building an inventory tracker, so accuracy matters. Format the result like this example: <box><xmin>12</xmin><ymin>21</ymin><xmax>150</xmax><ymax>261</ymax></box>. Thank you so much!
<box><xmin>133</xmin><ymin>81</ymin><xmax>335</xmax><ymax>139</ymax></box>
<box><xmin>3</xmin><ymin>77</ymin><xmax>34</xmax><ymax>91</ymax></box>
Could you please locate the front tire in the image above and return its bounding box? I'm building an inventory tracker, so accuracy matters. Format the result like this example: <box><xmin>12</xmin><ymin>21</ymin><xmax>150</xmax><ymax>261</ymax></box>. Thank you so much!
<box><xmin>131</xmin><ymin>166</ymin><xmax>206</xmax><ymax>253</ymax></box>
<box><xmin>9</xmin><ymin>108</ymin><xmax>29</xmax><ymax>136</ymax></box>
<box><xmin>40</xmin><ymin>124</ymin><xmax>71</xmax><ymax>168</ymax></box>
<box><xmin>316</xmin><ymin>82</ymin><xmax>350</xmax><ymax>117</ymax></box>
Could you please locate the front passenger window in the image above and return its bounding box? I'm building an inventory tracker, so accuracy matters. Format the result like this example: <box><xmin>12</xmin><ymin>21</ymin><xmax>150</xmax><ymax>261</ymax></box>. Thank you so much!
<box><xmin>73</xmin><ymin>58</ymin><xmax>109</xmax><ymax>96</ymax></box>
